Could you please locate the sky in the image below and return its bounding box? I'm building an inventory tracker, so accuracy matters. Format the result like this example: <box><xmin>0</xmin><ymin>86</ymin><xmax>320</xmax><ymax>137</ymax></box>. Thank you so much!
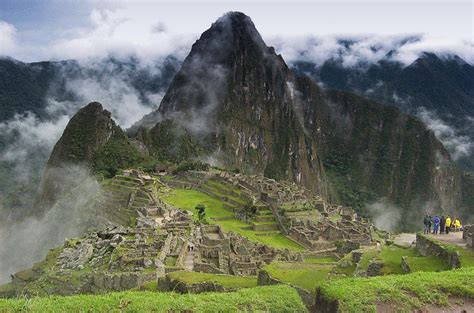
<box><xmin>0</xmin><ymin>0</ymin><xmax>473</xmax><ymax>63</ymax></box>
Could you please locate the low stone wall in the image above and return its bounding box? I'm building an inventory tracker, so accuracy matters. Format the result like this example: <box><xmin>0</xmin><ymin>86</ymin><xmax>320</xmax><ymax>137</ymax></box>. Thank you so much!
<box><xmin>90</xmin><ymin>272</ymin><xmax>155</xmax><ymax>293</ymax></box>
<box><xmin>415</xmin><ymin>233</ymin><xmax>461</xmax><ymax>269</ymax></box>
<box><xmin>157</xmin><ymin>275</ymin><xmax>235</xmax><ymax>293</ymax></box>
<box><xmin>194</xmin><ymin>262</ymin><xmax>225</xmax><ymax>274</ymax></box>
<box><xmin>463</xmin><ymin>225</ymin><xmax>473</xmax><ymax>249</ymax></box>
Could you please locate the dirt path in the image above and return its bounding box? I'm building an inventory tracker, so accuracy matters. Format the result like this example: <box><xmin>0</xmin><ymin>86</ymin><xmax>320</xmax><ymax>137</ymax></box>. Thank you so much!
<box><xmin>393</xmin><ymin>233</ymin><xmax>416</xmax><ymax>247</ymax></box>
<box><xmin>183</xmin><ymin>248</ymin><xmax>194</xmax><ymax>270</ymax></box>
<box><xmin>426</xmin><ymin>231</ymin><xmax>466</xmax><ymax>247</ymax></box>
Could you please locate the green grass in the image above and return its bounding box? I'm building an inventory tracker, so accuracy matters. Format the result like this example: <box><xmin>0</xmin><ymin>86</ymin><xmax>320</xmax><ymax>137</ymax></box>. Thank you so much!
<box><xmin>331</xmin><ymin>253</ymin><xmax>357</xmax><ymax>276</ymax></box>
<box><xmin>376</xmin><ymin>245</ymin><xmax>450</xmax><ymax>274</ymax></box>
<box><xmin>162</xmin><ymin>189</ymin><xmax>304</xmax><ymax>251</ymax></box>
<box><xmin>318</xmin><ymin>267</ymin><xmax>474</xmax><ymax>313</ymax></box>
<box><xmin>357</xmin><ymin>248</ymin><xmax>379</xmax><ymax>272</ymax></box>
<box><xmin>0</xmin><ymin>285</ymin><xmax>306</xmax><ymax>312</ymax></box>
<box><xmin>206</xmin><ymin>179</ymin><xmax>241</xmax><ymax>195</ymax></box>
<box><xmin>304</xmin><ymin>256</ymin><xmax>337</xmax><ymax>264</ymax></box>
<box><xmin>376</xmin><ymin>246</ymin><xmax>417</xmax><ymax>275</ymax></box>
<box><xmin>164</xmin><ymin>256</ymin><xmax>177</xmax><ymax>267</ymax></box>
<box><xmin>407</xmin><ymin>256</ymin><xmax>450</xmax><ymax>272</ymax></box>
<box><xmin>264</xmin><ymin>261</ymin><xmax>334</xmax><ymax>291</ymax></box>
<box><xmin>168</xmin><ymin>271</ymin><xmax>257</xmax><ymax>289</ymax></box>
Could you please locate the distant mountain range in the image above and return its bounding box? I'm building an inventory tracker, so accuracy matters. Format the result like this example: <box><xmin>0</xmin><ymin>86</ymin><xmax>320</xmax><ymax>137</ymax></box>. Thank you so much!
<box><xmin>292</xmin><ymin>52</ymin><xmax>474</xmax><ymax>171</ymax></box>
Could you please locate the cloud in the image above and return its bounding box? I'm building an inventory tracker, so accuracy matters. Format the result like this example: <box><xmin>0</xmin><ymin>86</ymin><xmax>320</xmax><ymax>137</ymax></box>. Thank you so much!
<box><xmin>0</xmin><ymin>165</ymin><xmax>101</xmax><ymax>284</ymax></box>
<box><xmin>417</xmin><ymin>108</ymin><xmax>473</xmax><ymax>160</ymax></box>
<box><xmin>45</xmin><ymin>8</ymin><xmax>194</xmax><ymax>63</ymax></box>
<box><xmin>268</xmin><ymin>34</ymin><xmax>474</xmax><ymax>67</ymax></box>
<box><xmin>0</xmin><ymin>20</ymin><xmax>17</xmax><ymax>56</ymax></box>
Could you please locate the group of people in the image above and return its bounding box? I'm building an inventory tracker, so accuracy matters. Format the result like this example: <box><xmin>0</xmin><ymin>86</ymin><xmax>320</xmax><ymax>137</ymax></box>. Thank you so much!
<box><xmin>423</xmin><ymin>215</ymin><xmax>462</xmax><ymax>234</ymax></box>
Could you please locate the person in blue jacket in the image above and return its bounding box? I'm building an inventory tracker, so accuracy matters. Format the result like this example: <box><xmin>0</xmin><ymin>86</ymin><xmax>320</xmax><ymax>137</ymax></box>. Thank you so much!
<box><xmin>432</xmin><ymin>215</ymin><xmax>440</xmax><ymax>234</ymax></box>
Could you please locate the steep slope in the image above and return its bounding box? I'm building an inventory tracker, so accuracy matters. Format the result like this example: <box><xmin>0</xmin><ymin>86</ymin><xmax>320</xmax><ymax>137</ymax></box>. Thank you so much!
<box><xmin>296</xmin><ymin>80</ymin><xmax>461</xmax><ymax>222</ymax></box>
<box><xmin>36</xmin><ymin>102</ymin><xmax>141</xmax><ymax>211</ymax></box>
<box><xmin>292</xmin><ymin>53</ymin><xmax>474</xmax><ymax>172</ymax></box>
<box><xmin>132</xmin><ymin>12</ymin><xmax>462</xmax><ymax>227</ymax></box>
<box><xmin>135</xmin><ymin>12</ymin><xmax>328</xmax><ymax>196</ymax></box>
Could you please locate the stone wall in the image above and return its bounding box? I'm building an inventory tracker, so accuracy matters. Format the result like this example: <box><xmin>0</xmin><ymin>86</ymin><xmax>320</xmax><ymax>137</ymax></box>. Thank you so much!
<box><xmin>89</xmin><ymin>272</ymin><xmax>155</xmax><ymax>293</ymax></box>
<box><xmin>415</xmin><ymin>233</ymin><xmax>461</xmax><ymax>269</ymax></box>
<box><xmin>157</xmin><ymin>275</ymin><xmax>235</xmax><ymax>293</ymax></box>
<box><xmin>463</xmin><ymin>225</ymin><xmax>473</xmax><ymax>249</ymax></box>
<box><xmin>193</xmin><ymin>262</ymin><xmax>225</xmax><ymax>274</ymax></box>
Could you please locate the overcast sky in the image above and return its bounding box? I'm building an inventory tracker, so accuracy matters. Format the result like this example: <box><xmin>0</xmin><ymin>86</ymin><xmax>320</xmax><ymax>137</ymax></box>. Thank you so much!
<box><xmin>0</xmin><ymin>0</ymin><xmax>472</xmax><ymax>63</ymax></box>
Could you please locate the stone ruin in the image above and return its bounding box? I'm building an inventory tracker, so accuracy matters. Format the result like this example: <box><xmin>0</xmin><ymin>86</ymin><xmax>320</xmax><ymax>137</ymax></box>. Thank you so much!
<box><xmin>194</xmin><ymin>225</ymin><xmax>299</xmax><ymax>276</ymax></box>
<box><xmin>8</xmin><ymin>168</ymin><xmax>377</xmax><ymax>296</ymax></box>
<box><xmin>162</xmin><ymin>170</ymin><xmax>374</xmax><ymax>255</ymax></box>
<box><xmin>463</xmin><ymin>225</ymin><xmax>474</xmax><ymax>250</ymax></box>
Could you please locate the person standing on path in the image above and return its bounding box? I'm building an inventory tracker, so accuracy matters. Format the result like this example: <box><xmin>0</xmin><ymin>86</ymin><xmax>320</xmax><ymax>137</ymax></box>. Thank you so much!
<box><xmin>423</xmin><ymin>215</ymin><xmax>430</xmax><ymax>234</ymax></box>
<box><xmin>440</xmin><ymin>215</ymin><xmax>446</xmax><ymax>234</ymax></box>
<box><xmin>445</xmin><ymin>216</ymin><xmax>451</xmax><ymax>234</ymax></box>
<box><xmin>433</xmin><ymin>215</ymin><xmax>440</xmax><ymax>234</ymax></box>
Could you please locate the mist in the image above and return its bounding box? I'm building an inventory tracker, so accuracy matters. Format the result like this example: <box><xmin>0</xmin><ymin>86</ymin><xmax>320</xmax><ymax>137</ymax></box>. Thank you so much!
<box><xmin>0</xmin><ymin>165</ymin><xmax>101</xmax><ymax>284</ymax></box>
<box><xmin>366</xmin><ymin>199</ymin><xmax>402</xmax><ymax>232</ymax></box>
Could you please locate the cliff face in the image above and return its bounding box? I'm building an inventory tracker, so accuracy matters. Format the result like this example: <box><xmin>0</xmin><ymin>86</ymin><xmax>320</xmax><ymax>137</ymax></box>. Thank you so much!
<box><xmin>37</xmin><ymin>102</ymin><xmax>128</xmax><ymax>211</ymax></box>
<box><xmin>296</xmin><ymin>79</ymin><xmax>461</xmax><ymax>218</ymax></box>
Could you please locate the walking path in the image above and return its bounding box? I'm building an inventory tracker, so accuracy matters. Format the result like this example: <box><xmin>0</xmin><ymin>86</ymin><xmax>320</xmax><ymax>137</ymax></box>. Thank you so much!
<box><xmin>183</xmin><ymin>248</ymin><xmax>194</xmax><ymax>270</ymax></box>
<box><xmin>426</xmin><ymin>231</ymin><xmax>466</xmax><ymax>247</ymax></box>
<box><xmin>393</xmin><ymin>233</ymin><xmax>416</xmax><ymax>247</ymax></box>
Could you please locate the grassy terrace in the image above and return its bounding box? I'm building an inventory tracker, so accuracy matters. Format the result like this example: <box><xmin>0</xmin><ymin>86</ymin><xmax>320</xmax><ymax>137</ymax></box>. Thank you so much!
<box><xmin>318</xmin><ymin>267</ymin><xmax>474</xmax><ymax>312</ymax></box>
<box><xmin>162</xmin><ymin>188</ymin><xmax>304</xmax><ymax>251</ymax></box>
<box><xmin>0</xmin><ymin>285</ymin><xmax>306</xmax><ymax>312</ymax></box>
<box><xmin>264</xmin><ymin>259</ymin><xmax>335</xmax><ymax>291</ymax></box>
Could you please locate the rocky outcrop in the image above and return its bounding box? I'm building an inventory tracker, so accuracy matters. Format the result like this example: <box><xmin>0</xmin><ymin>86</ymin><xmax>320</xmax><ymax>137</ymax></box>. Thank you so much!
<box><xmin>36</xmin><ymin>102</ymin><xmax>141</xmax><ymax>211</ymax></box>
<box><xmin>36</xmin><ymin>102</ymin><xmax>119</xmax><ymax>210</ymax></box>
<box><xmin>133</xmin><ymin>12</ymin><xmax>328</xmax><ymax>198</ymax></box>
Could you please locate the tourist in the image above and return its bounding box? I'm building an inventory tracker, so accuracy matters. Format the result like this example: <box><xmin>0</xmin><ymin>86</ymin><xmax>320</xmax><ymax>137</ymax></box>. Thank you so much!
<box><xmin>445</xmin><ymin>215</ymin><xmax>451</xmax><ymax>234</ymax></box>
<box><xmin>423</xmin><ymin>215</ymin><xmax>430</xmax><ymax>234</ymax></box>
<box><xmin>433</xmin><ymin>215</ymin><xmax>440</xmax><ymax>234</ymax></box>
<box><xmin>428</xmin><ymin>215</ymin><xmax>433</xmax><ymax>233</ymax></box>
<box><xmin>453</xmin><ymin>218</ymin><xmax>462</xmax><ymax>231</ymax></box>
<box><xmin>440</xmin><ymin>215</ymin><xmax>446</xmax><ymax>234</ymax></box>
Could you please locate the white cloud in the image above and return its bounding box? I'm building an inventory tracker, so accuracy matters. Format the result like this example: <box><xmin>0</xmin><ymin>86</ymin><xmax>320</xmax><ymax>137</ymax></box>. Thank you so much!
<box><xmin>268</xmin><ymin>34</ymin><xmax>474</xmax><ymax>67</ymax></box>
<box><xmin>46</xmin><ymin>8</ymin><xmax>194</xmax><ymax>63</ymax></box>
<box><xmin>0</xmin><ymin>20</ymin><xmax>17</xmax><ymax>56</ymax></box>
<box><xmin>417</xmin><ymin>108</ymin><xmax>473</xmax><ymax>160</ymax></box>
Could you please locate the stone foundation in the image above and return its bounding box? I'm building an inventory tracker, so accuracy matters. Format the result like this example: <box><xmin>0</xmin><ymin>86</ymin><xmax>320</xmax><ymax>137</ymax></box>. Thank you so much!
<box><xmin>415</xmin><ymin>233</ymin><xmax>461</xmax><ymax>269</ymax></box>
